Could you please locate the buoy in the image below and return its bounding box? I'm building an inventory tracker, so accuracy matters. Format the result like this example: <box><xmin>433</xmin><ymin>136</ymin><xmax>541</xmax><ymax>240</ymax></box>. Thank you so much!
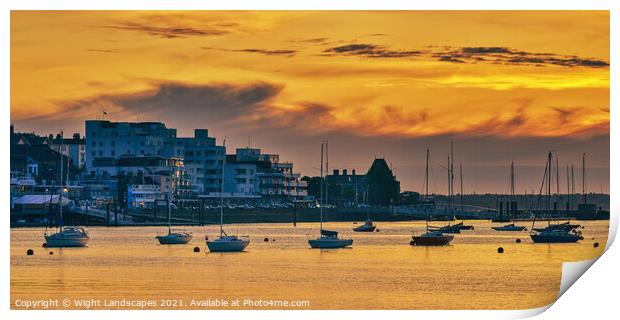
<box><xmin>497</xmin><ymin>247</ymin><xmax>504</xmax><ymax>253</ymax></box>
<box><xmin>594</xmin><ymin>242</ymin><xmax>599</xmax><ymax>248</ymax></box>
<box><xmin>26</xmin><ymin>249</ymin><xmax>34</xmax><ymax>256</ymax></box>
<box><xmin>42</xmin><ymin>243</ymin><xmax>48</xmax><ymax>248</ymax></box>
<box><xmin>264</xmin><ymin>237</ymin><xmax>269</xmax><ymax>242</ymax></box>
<box><xmin>193</xmin><ymin>247</ymin><xmax>200</xmax><ymax>253</ymax></box>
<box><xmin>376</xmin><ymin>229</ymin><xmax>380</xmax><ymax>232</ymax></box>
<box><xmin>516</xmin><ymin>239</ymin><xmax>521</xmax><ymax>243</ymax></box>
<box><xmin>49</xmin><ymin>251</ymin><xmax>54</xmax><ymax>255</ymax></box>
<box><xmin>205</xmin><ymin>236</ymin><xmax>209</xmax><ymax>241</ymax></box>
<box><xmin>272</xmin><ymin>238</ymin><xmax>276</xmax><ymax>242</ymax></box>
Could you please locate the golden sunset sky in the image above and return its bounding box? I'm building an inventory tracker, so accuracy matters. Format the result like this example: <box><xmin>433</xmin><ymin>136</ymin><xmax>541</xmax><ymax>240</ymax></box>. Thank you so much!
<box><xmin>10</xmin><ymin>11</ymin><xmax>610</xmax><ymax>192</ymax></box>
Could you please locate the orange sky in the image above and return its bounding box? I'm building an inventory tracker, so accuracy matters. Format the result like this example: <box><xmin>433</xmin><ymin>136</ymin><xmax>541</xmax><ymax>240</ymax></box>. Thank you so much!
<box><xmin>10</xmin><ymin>11</ymin><xmax>610</xmax><ymax>192</ymax></box>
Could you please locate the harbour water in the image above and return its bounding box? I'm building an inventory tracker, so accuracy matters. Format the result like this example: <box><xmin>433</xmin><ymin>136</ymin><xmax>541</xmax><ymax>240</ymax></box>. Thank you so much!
<box><xmin>11</xmin><ymin>221</ymin><xmax>608</xmax><ymax>310</ymax></box>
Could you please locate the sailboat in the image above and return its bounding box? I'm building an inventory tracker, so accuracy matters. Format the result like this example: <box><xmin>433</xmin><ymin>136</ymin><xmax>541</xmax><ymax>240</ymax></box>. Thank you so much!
<box><xmin>309</xmin><ymin>141</ymin><xmax>353</xmax><ymax>248</ymax></box>
<box><xmin>433</xmin><ymin>145</ymin><xmax>466</xmax><ymax>234</ymax></box>
<box><xmin>44</xmin><ymin>131</ymin><xmax>89</xmax><ymax>247</ymax></box>
<box><xmin>206</xmin><ymin>140</ymin><xmax>250</xmax><ymax>252</ymax></box>
<box><xmin>453</xmin><ymin>163</ymin><xmax>474</xmax><ymax>230</ymax></box>
<box><xmin>156</xmin><ymin>194</ymin><xmax>192</xmax><ymax>244</ymax></box>
<box><xmin>410</xmin><ymin>149</ymin><xmax>454</xmax><ymax>246</ymax></box>
<box><xmin>493</xmin><ymin>161</ymin><xmax>526</xmax><ymax>232</ymax></box>
<box><xmin>530</xmin><ymin>152</ymin><xmax>582</xmax><ymax>243</ymax></box>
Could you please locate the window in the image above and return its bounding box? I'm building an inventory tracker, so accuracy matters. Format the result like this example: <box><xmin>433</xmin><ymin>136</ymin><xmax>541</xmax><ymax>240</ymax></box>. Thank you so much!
<box><xmin>91</xmin><ymin>142</ymin><xmax>96</xmax><ymax>147</ymax></box>
<box><xmin>99</xmin><ymin>151</ymin><xmax>103</xmax><ymax>156</ymax></box>
<box><xmin>111</xmin><ymin>150</ymin><xmax>116</xmax><ymax>156</ymax></box>
<box><xmin>111</xmin><ymin>141</ymin><xmax>115</xmax><ymax>147</ymax></box>
<box><xmin>99</xmin><ymin>141</ymin><xmax>103</xmax><ymax>147</ymax></box>
<box><xmin>92</xmin><ymin>151</ymin><xmax>96</xmax><ymax>156</ymax></box>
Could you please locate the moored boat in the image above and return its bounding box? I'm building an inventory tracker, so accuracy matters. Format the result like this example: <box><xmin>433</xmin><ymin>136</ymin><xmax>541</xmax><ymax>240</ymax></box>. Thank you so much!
<box><xmin>492</xmin><ymin>223</ymin><xmax>527</xmax><ymax>232</ymax></box>
<box><xmin>410</xmin><ymin>230</ymin><xmax>454</xmax><ymax>246</ymax></box>
<box><xmin>44</xmin><ymin>226</ymin><xmax>89</xmax><ymax>247</ymax></box>
<box><xmin>353</xmin><ymin>219</ymin><xmax>376</xmax><ymax>232</ymax></box>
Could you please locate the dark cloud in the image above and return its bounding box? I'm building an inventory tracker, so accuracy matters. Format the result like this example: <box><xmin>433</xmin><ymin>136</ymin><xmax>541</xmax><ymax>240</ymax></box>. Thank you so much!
<box><xmin>433</xmin><ymin>46</ymin><xmax>609</xmax><ymax>68</ymax></box>
<box><xmin>323</xmin><ymin>43</ymin><xmax>422</xmax><ymax>58</ymax></box>
<box><xmin>203</xmin><ymin>47</ymin><xmax>297</xmax><ymax>57</ymax></box>
<box><xmin>104</xmin><ymin>22</ymin><xmax>229</xmax><ymax>38</ymax></box>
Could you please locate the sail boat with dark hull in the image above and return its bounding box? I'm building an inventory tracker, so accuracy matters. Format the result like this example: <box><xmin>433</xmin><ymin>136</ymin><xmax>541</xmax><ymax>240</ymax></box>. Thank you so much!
<box><xmin>493</xmin><ymin>161</ymin><xmax>527</xmax><ymax>232</ymax></box>
<box><xmin>309</xmin><ymin>141</ymin><xmax>353</xmax><ymax>248</ymax></box>
<box><xmin>206</xmin><ymin>140</ymin><xmax>250</xmax><ymax>252</ymax></box>
<box><xmin>410</xmin><ymin>149</ymin><xmax>454</xmax><ymax>246</ymax></box>
<box><xmin>530</xmin><ymin>152</ymin><xmax>582</xmax><ymax>243</ymax></box>
<box><xmin>156</xmin><ymin>194</ymin><xmax>192</xmax><ymax>244</ymax></box>
<box><xmin>44</xmin><ymin>131</ymin><xmax>89</xmax><ymax>247</ymax></box>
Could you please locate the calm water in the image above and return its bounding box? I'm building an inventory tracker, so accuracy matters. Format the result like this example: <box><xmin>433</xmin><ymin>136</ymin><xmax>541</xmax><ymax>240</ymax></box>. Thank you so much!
<box><xmin>11</xmin><ymin>220</ymin><xmax>608</xmax><ymax>310</ymax></box>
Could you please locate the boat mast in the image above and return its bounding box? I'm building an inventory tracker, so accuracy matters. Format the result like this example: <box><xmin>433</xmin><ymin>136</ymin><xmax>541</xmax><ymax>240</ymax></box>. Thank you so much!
<box><xmin>566</xmin><ymin>165</ymin><xmax>570</xmax><ymax>211</ymax></box>
<box><xmin>325</xmin><ymin>140</ymin><xmax>329</xmax><ymax>207</ymax></box>
<box><xmin>425</xmin><ymin>149</ymin><xmax>430</xmax><ymax>231</ymax></box>
<box><xmin>459</xmin><ymin>163</ymin><xmax>464</xmax><ymax>215</ymax></box>
<box><xmin>582</xmin><ymin>153</ymin><xmax>587</xmax><ymax>204</ymax></box>
<box><xmin>220</xmin><ymin>140</ymin><xmax>226</xmax><ymax>236</ymax></box>
<box><xmin>59</xmin><ymin>131</ymin><xmax>63</xmax><ymax>228</ymax></box>
<box><xmin>547</xmin><ymin>152</ymin><xmax>552</xmax><ymax>227</ymax></box>
<box><xmin>510</xmin><ymin>161</ymin><xmax>515</xmax><ymax>219</ymax></box>
<box><xmin>320</xmin><ymin>142</ymin><xmax>324</xmax><ymax>231</ymax></box>
<box><xmin>166</xmin><ymin>193</ymin><xmax>171</xmax><ymax>234</ymax></box>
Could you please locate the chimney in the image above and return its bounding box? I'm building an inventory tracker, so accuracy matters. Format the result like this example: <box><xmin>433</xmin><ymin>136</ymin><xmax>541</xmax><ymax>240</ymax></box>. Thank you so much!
<box><xmin>352</xmin><ymin>169</ymin><xmax>356</xmax><ymax>176</ymax></box>
<box><xmin>333</xmin><ymin>169</ymin><xmax>339</xmax><ymax>176</ymax></box>
<box><xmin>343</xmin><ymin>169</ymin><xmax>348</xmax><ymax>176</ymax></box>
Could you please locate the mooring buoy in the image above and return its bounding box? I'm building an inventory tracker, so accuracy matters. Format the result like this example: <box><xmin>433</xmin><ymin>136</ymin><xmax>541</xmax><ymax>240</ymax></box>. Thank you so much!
<box><xmin>497</xmin><ymin>247</ymin><xmax>504</xmax><ymax>253</ymax></box>
<box><xmin>264</xmin><ymin>237</ymin><xmax>269</xmax><ymax>242</ymax></box>
<box><xmin>42</xmin><ymin>243</ymin><xmax>47</xmax><ymax>248</ymax></box>
<box><xmin>272</xmin><ymin>238</ymin><xmax>276</xmax><ymax>242</ymax></box>
<box><xmin>516</xmin><ymin>239</ymin><xmax>521</xmax><ymax>243</ymax></box>
<box><xmin>193</xmin><ymin>247</ymin><xmax>200</xmax><ymax>253</ymax></box>
<box><xmin>594</xmin><ymin>242</ymin><xmax>600</xmax><ymax>248</ymax></box>
<box><xmin>49</xmin><ymin>251</ymin><xmax>54</xmax><ymax>255</ymax></box>
<box><xmin>26</xmin><ymin>249</ymin><xmax>34</xmax><ymax>256</ymax></box>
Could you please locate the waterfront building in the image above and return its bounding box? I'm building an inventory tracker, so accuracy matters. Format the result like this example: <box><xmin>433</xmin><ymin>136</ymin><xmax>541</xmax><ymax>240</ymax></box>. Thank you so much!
<box><xmin>84</xmin><ymin>120</ymin><xmax>224</xmax><ymax>197</ymax></box>
<box><xmin>53</xmin><ymin>133</ymin><xmax>86</xmax><ymax>170</ymax></box>
<box><xmin>325</xmin><ymin>169</ymin><xmax>368</xmax><ymax>206</ymax></box>
<box><xmin>223</xmin><ymin>147</ymin><xmax>308</xmax><ymax>200</ymax></box>
<box><xmin>366</xmin><ymin>158</ymin><xmax>400</xmax><ymax>206</ymax></box>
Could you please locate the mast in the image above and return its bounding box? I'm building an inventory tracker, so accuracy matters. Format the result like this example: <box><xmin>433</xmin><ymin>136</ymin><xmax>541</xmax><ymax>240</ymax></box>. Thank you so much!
<box><xmin>447</xmin><ymin>156</ymin><xmax>451</xmax><ymax>215</ymax></box>
<box><xmin>510</xmin><ymin>161</ymin><xmax>515</xmax><ymax>219</ymax></box>
<box><xmin>450</xmin><ymin>142</ymin><xmax>454</xmax><ymax>214</ymax></box>
<box><xmin>59</xmin><ymin>131</ymin><xmax>63</xmax><ymax>228</ymax></box>
<box><xmin>325</xmin><ymin>140</ymin><xmax>329</xmax><ymax>206</ymax></box>
<box><xmin>582</xmin><ymin>153</ymin><xmax>587</xmax><ymax>204</ymax></box>
<box><xmin>425</xmin><ymin>149</ymin><xmax>429</xmax><ymax>199</ymax></box>
<box><xmin>166</xmin><ymin>193</ymin><xmax>171</xmax><ymax>234</ymax></box>
<box><xmin>459</xmin><ymin>163</ymin><xmax>464</xmax><ymax>215</ymax></box>
<box><xmin>220</xmin><ymin>140</ymin><xmax>226</xmax><ymax>236</ymax></box>
<box><xmin>547</xmin><ymin>152</ymin><xmax>552</xmax><ymax>226</ymax></box>
<box><xmin>566</xmin><ymin>165</ymin><xmax>570</xmax><ymax>211</ymax></box>
<box><xmin>320</xmin><ymin>142</ymin><xmax>324</xmax><ymax>231</ymax></box>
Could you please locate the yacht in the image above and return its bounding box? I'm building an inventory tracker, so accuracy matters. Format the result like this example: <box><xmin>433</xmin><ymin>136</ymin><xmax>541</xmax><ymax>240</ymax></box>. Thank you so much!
<box><xmin>44</xmin><ymin>131</ymin><xmax>89</xmax><ymax>248</ymax></box>
<box><xmin>492</xmin><ymin>223</ymin><xmax>527</xmax><ymax>232</ymax></box>
<box><xmin>410</xmin><ymin>149</ymin><xmax>454</xmax><ymax>247</ymax></box>
<box><xmin>156</xmin><ymin>194</ymin><xmax>192</xmax><ymax>244</ymax></box>
<box><xmin>206</xmin><ymin>139</ymin><xmax>250</xmax><ymax>252</ymax></box>
<box><xmin>309</xmin><ymin>141</ymin><xmax>353</xmax><ymax>249</ymax></box>
<box><xmin>45</xmin><ymin>226</ymin><xmax>89</xmax><ymax>247</ymax></box>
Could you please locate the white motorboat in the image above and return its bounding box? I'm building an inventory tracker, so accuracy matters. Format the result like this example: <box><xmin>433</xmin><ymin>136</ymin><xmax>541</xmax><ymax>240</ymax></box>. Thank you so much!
<box><xmin>308</xmin><ymin>141</ymin><xmax>353</xmax><ymax>249</ymax></box>
<box><xmin>44</xmin><ymin>226</ymin><xmax>89</xmax><ymax>247</ymax></box>
<box><xmin>206</xmin><ymin>139</ymin><xmax>250</xmax><ymax>252</ymax></box>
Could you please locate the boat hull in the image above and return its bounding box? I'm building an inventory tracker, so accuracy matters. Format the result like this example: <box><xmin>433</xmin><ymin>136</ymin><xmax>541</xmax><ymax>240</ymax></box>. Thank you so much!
<box><xmin>206</xmin><ymin>239</ymin><xmax>250</xmax><ymax>252</ymax></box>
<box><xmin>308</xmin><ymin>238</ymin><xmax>353</xmax><ymax>248</ymax></box>
<box><xmin>353</xmin><ymin>225</ymin><xmax>376</xmax><ymax>232</ymax></box>
<box><xmin>157</xmin><ymin>234</ymin><xmax>192</xmax><ymax>245</ymax></box>
<box><xmin>410</xmin><ymin>235</ymin><xmax>454</xmax><ymax>246</ymax></box>
<box><xmin>530</xmin><ymin>234</ymin><xmax>581</xmax><ymax>243</ymax></box>
<box><xmin>44</xmin><ymin>235</ymin><xmax>89</xmax><ymax>247</ymax></box>
<box><xmin>492</xmin><ymin>226</ymin><xmax>526</xmax><ymax>232</ymax></box>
